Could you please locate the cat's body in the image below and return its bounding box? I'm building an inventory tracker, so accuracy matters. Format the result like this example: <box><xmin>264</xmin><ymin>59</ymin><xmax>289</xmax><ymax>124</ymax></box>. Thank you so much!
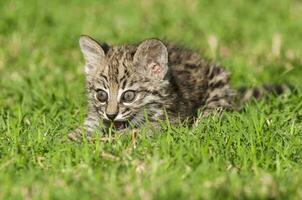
<box><xmin>69</xmin><ymin>35</ymin><xmax>290</xmax><ymax>138</ymax></box>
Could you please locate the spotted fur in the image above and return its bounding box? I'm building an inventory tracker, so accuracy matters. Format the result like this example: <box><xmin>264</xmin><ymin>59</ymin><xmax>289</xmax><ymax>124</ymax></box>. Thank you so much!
<box><xmin>69</xmin><ymin>35</ymin><xmax>292</xmax><ymax>138</ymax></box>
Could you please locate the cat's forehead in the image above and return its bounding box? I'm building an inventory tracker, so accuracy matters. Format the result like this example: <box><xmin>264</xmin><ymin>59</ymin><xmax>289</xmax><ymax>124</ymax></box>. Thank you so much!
<box><xmin>106</xmin><ymin>45</ymin><xmax>135</xmax><ymax>62</ymax></box>
<box><xmin>104</xmin><ymin>46</ymin><xmax>134</xmax><ymax>80</ymax></box>
<box><xmin>94</xmin><ymin>45</ymin><xmax>138</xmax><ymax>88</ymax></box>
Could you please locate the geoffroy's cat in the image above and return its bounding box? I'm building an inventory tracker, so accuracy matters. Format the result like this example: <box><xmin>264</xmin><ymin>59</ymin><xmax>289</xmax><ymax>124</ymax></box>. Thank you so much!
<box><xmin>68</xmin><ymin>35</ymin><xmax>292</xmax><ymax>139</ymax></box>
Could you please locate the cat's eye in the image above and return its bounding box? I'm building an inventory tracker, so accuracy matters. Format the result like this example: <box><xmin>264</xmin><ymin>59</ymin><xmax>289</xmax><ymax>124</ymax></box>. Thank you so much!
<box><xmin>122</xmin><ymin>90</ymin><xmax>136</xmax><ymax>103</ymax></box>
<box><xmin>96</xmin><ymin>89</ymin><xmax>108</xmax><ymax>102</ymax></box>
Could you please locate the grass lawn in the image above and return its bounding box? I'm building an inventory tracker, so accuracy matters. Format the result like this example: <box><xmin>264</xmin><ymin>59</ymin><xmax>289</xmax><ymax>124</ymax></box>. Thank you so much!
<box><xmin>1</xmin><ymin>0</ymin><xmax>302</xmax><ymax>199</ymax></box>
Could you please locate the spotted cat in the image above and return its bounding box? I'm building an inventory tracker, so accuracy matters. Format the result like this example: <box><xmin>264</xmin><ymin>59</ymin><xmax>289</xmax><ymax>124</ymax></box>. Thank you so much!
<box><xmin>69</xmin><ymin>35</ymin><xmax>291</xmax><ymax>139</ymax></box>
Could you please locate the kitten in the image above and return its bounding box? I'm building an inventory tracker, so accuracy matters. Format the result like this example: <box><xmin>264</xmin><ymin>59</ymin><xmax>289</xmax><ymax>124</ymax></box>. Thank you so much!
<box><xmin>68</xmin><ymin>35</ymin><xmax>291</xmax><ymax>139</ymax></box>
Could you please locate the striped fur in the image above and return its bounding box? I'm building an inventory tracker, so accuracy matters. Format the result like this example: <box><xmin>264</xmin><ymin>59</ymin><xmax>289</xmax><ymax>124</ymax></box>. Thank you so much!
<box><xmin>237</xmin><ymin>84</ymin><xmax>293</xmax><ymax>104</ymax></box>
<box><xmin>69</xmin><ymin>36</ymin><xmax>293</xmax><ymax>138</ymax></box>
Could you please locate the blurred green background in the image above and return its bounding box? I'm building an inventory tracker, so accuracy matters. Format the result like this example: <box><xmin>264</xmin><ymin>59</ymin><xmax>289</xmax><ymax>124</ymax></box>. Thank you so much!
<box><xmin>0</xmin><ymin>0</ymin><xmax>302</xmax><ymax>199</ymax></box>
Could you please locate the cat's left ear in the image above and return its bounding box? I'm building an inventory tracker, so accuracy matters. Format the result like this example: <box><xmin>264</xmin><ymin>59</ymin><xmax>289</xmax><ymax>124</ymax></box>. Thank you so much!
<box><xmin>133</xmin><ymin>39</ymin><xmax>168</xmax><ymax>80</ymax></box>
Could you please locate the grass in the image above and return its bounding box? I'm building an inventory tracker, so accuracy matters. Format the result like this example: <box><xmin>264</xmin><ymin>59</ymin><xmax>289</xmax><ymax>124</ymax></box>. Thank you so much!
<box><xmin>0</xmin><ymin>0</ymin><xmax>302</xmax><ymax>199</ymax></box>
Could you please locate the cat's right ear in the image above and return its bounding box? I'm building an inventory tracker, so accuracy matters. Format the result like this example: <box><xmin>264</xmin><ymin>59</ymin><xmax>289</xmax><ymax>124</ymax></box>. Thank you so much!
<box><xmin>79</xmin><ymin>35</ymin><xmax>105</xmax><ymax>75</ymax></box>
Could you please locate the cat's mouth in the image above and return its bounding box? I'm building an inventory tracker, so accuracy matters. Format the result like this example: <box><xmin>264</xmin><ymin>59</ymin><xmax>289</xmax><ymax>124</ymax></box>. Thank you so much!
<box><xmin>112</xmin><ymin>121</ymin><xmax>128</xmax><ymax>131</ymax></box>
<box><xmin>103</xmin><ymin>120</ymin><xmax>129</xmax><ymax>131</ymax></box>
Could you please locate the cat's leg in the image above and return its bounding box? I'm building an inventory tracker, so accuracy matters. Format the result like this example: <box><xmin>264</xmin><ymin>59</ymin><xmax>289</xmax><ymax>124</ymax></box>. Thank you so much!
<box><xmin>193</xmin><ymin>80</ymin><xmax>235</xmax><ymax>128</ymax></box>
<box><xmin>201</xmin><ymin>65</ymin><xmax>235</xmax><ymax>117</ymax></box>
<box><xmin>68</xmin><ymin>105</ymin><xmax>100</xmax><ymax>142</ymax></box>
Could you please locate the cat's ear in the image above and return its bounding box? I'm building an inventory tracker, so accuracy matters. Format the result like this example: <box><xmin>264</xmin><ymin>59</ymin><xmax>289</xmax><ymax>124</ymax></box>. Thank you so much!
<box><xmin>79</xmin><ymin>35</ymin><xmax>106</xmax><ymax>75</ymax></box>
<box><xmin>133</xmin><ymin>39</ymin><xmax>168</xmax><ymax>80</ymax></box>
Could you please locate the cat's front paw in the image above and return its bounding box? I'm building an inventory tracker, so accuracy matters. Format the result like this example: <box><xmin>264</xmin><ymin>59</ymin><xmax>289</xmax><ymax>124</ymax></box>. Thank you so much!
<box><xmin>67</xmin><ymin>128</ymin><xmax>92</xmax><ymax>142</ymax></box>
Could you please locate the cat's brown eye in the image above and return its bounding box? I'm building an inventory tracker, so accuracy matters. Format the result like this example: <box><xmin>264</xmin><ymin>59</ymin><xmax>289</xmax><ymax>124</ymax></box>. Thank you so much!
<box><xmin>96</xmin><ymin>89</ymin><xmax>108</xmax><ymax>102</ymax></box>
<box><xmin>122</xmin><ymin>90</ymin><xmax>136</xmax><ymax>103</ymax></box>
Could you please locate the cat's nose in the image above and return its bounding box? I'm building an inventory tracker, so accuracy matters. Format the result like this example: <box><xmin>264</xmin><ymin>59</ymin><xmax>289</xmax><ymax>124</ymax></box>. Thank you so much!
<box><xmin>106</xmin><ymin>113</ymin><xmax>117</xmax><ymax>121</ymax></box>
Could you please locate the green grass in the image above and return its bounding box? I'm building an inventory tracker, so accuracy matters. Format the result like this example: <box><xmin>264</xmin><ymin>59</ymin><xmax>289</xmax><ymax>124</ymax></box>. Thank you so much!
<box><xmin>1</xmin><ymin>0</ymin><xmax>302</xmax><ymax>199</ymax></box>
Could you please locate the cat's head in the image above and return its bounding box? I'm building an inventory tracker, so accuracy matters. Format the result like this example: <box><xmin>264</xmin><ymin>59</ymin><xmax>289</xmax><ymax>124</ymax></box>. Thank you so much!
<box><xmin>79</xmin><ymin>35</ymin><xmax>171</xmax><ymax>130</ymax></box>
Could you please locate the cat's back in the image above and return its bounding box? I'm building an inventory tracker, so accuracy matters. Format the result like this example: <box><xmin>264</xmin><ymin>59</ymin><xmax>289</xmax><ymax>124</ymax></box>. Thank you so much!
<box><xmin>166</xmin><ymin>44</ymin><xmax>212</xmax><ymax>107</ymax></box>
